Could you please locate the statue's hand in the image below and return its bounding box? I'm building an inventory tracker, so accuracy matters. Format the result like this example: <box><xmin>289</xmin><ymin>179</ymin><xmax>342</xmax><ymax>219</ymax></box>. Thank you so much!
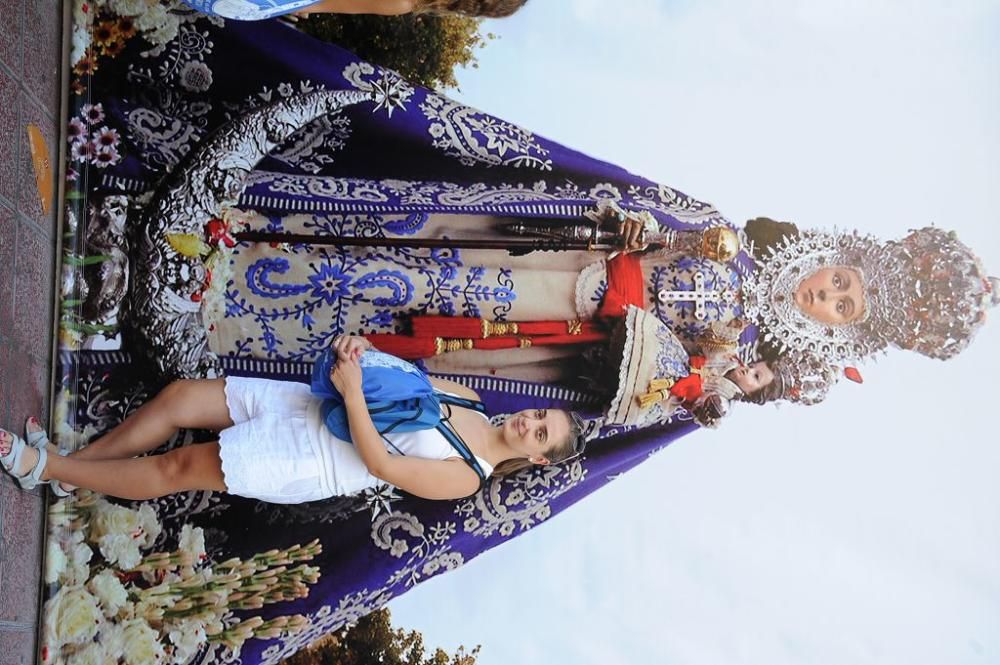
<box><xmin>618</xmin><ymin>217</ymin><xmax>647</xmax><ymax>253</ymax></box>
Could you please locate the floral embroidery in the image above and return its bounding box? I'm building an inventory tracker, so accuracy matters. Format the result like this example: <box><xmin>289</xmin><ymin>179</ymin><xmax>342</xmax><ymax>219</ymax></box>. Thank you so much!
<box><xmin>420</xmin><ymin>93</ymin><xmax>553</xmax><ymax>170</ymax></box>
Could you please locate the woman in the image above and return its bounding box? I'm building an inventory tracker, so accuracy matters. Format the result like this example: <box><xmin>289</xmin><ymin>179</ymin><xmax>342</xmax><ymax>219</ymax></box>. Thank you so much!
<box><xmin>178</xmin><ymin>0</ymin><xmax>527</xmax><ymax>20</ymax></box>
<box><xmin>2</xmin><ymin>337</ymin><xmax>584</xmax><ymax>501</ymax></box>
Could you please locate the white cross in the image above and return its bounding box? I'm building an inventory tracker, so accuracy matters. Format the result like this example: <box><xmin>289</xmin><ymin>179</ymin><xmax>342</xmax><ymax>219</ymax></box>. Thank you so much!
<box><xmin>656</xmin><ymin>271</ymin><xmax>737</xmax><ymax>321</ymax></box>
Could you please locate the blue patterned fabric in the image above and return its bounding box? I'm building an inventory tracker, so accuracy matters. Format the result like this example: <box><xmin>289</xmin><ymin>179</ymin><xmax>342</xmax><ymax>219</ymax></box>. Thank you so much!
<box><xmin>311</xmin><ymin>348</ymin><xmax>442</xmax><ymax>440</ymax></box>
<box><xmin>180</xmin><ymin>0</ymin><xmax>322</xmax><ymax>19</ymax></box>
<box><xmin>65</xmin><ymin>16</ymin><xmax>750</xmax><ymax>664</ymax></box>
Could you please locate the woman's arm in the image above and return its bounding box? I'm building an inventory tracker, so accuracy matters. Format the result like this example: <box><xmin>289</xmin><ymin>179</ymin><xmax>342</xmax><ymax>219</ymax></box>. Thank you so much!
<box><xmin>428</xmin><ymin>376</ymin><xmax>480</xmax><ymax>401</ymax></box>
<box><xmin>334</xmin><ymin>355</ymin><xmax>480</xmax><ymax>500</ymax></box>
<box><xmin>295</xmin><ymin>0</ymin><xmax>415</xmax><ymax>16</ymax></box>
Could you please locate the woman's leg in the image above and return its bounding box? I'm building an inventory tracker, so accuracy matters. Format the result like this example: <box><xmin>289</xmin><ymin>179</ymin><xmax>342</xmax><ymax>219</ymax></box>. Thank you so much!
<box><xmin>69</xmin><ymin>379</ymin><xmax>233</xmax><ymax>462</ymax></box>
<box><xmin>41</xmin><ymin>442</ymin><xmax>227</xmax><ymax>500</ymax></box>
<box><xmin>31</xmin><ymin>378</ymin><xmax>232</xmax><ymax>494</ymax></box>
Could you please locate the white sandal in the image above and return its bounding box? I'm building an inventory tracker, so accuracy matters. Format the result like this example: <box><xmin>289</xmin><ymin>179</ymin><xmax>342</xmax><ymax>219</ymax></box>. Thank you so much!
<box><xmin>1</xmin><ymin>429</ymin><xmax>49</xmax><ymax>491</ymax></box>
<box><xmin>23</xmin><ymin>418</ymin><xmax>72</xmax><ymax>497</ymax></box>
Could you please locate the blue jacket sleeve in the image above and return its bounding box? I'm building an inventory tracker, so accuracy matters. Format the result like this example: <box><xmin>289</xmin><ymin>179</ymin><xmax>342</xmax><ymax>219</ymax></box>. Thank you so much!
<box><xmin>311</xmin><ymin>347</ymin><xmax>340</xmax><ymax>399</ymax></box>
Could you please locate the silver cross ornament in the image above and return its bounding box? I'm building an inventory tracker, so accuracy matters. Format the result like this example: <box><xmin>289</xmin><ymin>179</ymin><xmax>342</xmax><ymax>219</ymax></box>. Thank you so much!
<box><xmin>656</xmin><ymin>270</ymin><xmax>737</xmax><ymax>321</ymax></box>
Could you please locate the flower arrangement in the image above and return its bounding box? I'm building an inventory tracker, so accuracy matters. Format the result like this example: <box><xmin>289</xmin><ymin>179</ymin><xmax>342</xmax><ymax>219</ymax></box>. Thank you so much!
<box><xmin>43</xmin><ymin>491</ymin><xmax>320</xmax><ymax>664</ymax></box>
<box><xmin>165</xmin><ymin>207</ymin><xmax>246</xmax><ymax>329</ymax></box>
<box><xmin>71</xmin><ymin>0</ymin><xmax>190</xmax><ymax>94</ymax></box>
<box><xmin>68</xmin><ymin>103</ymin><xmax>123</xmax><ymax>172</ymax></box>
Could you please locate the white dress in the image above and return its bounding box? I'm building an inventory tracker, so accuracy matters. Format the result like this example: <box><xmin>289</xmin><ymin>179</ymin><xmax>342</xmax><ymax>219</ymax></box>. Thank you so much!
<box><xmin>218</xmin><ymin>376</ymin><xmax>493</xmax><ymax>503</ymax></box>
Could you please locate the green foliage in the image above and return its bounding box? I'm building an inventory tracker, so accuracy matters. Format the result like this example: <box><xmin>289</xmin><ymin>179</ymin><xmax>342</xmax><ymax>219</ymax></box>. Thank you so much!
<box><xmin>298</xmin><ymin>13</ymin><xmax>492</xmax><ymax>90</ymax></box>
<box><xmin>280</xmin><ymin>608</ymin><xmax>480</xmax><ymax>665</ymax></box>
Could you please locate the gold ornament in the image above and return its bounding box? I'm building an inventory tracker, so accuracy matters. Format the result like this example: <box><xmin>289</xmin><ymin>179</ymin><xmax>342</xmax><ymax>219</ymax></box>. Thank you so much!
<box><xmin>701</xmin><ymin>227</ymin><xmax>740</xmax><ymax>262</ymax></box>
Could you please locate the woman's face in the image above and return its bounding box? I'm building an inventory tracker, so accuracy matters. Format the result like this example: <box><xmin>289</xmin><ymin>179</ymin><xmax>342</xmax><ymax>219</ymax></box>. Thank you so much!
<box><xmin>503</xmin><ymin>408</ymin><xmax>571</xmax><ymax>464</ymax></box>
<box><xmin>793</xmin><ymin>267</ymin><xmax>866</xmax><ymax>325</ymax></box>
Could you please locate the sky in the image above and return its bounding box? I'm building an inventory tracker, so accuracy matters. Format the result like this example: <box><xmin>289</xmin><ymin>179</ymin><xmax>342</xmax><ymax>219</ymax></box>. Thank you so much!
<box><xmin>389</xmin><ymin>2</ymin><xmax>1000</xmax><ymax>664</ymax></box>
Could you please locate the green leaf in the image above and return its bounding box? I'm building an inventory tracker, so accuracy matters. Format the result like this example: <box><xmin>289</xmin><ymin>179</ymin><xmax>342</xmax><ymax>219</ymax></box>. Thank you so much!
<box><xmin>64</xmin><ymin>254</ymin><xmax>113</xmax><ymax>266</ymax></box>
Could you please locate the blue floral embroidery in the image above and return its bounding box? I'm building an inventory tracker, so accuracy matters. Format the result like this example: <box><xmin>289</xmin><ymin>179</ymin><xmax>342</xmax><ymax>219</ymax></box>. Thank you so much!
<box><xmin>225</xmin><ymin>213</ymin><xmax>521</xmax><ymax>360</ymax></box>
<box><xmin>308</xmin><ymin>263</ymin><xmax>353</xmax><ymax>305</ymax></box>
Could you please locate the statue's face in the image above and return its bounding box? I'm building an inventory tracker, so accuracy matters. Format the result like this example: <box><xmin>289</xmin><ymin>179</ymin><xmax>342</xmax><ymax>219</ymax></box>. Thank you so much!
<box><xmin>728</xmin><ymin>361</ymin><xmax>775</xmax><ymax>396</ymax></box>
<box><xmin>793</xmin><ymin>266</ymin><xmax>866</xmax><ymax>325</ymax></box>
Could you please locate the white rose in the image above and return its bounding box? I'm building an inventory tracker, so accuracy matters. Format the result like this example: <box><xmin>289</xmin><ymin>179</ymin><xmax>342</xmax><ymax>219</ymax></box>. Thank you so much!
<box><xmin>120</xmin><ymin>619</ymin><xmax>166</xmax><ymax>665</ymax></box>
<box><xmin>90</xmin><ymin>502</ymin><xmax>142</xmax><ymax>542</ymax></box>
<box><xmin>68</xmin><ymin>641</ymin><xmax>111</xmax><ymax>665</ymax></box>
<box><xmin>43</xmin><ymin>586</ymin><xmax>103</xmax><ymax>650</ymax></box>
<box><xmin>134</xmin><ymin>3</ymin><xmax>168</xmax><ymax>31</ymax></box>
<box><xmin>88</xmin><ymin>570</ymin><xmax>128</xmax><ymax>618</ymax></box>
<box><xmin>99</xmin><ymin>533</ymin><xmax>143</xmax><ymax>570</ymax></box>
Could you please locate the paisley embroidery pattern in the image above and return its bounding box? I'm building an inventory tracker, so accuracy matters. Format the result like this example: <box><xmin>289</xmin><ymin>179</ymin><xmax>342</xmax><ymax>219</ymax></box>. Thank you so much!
<box><xmin>421</xmin><ymin>93</ymin><xmax>553</xmax><ymax>170</ymax></box>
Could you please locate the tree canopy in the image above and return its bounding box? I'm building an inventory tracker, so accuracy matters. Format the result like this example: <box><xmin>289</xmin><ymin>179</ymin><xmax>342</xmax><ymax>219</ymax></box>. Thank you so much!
<box><xmin>281</xmin><ymin>608</ymin><xmax>480</xmax><ymax>665</ymax></box>
<box><xmin>299</xmin><ymin>13</ymin><xmax>492</xmax><ymax>90</ymax></box>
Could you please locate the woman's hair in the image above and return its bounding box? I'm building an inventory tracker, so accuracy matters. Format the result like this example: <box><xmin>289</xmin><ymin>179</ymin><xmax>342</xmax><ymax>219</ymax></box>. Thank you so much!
<box><xmin>492</xmin><ymin>410</ymin><xmax>586</xmax><ymax>478</ymax></box>
<box><xmin>413</xmin><ymin>0</ymin><xmax>529</xmax><ymax>18</ymax></box>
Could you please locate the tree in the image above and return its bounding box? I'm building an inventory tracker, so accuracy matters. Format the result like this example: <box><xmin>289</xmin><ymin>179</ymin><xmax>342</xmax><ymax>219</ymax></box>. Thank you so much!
<box><xmin>298</xmin><ymin>13</ymin><xmax>492</xmax><ymax>90</ymax></box>
<box><xmin>280</xmin><ymin>608</ymin><xmax>480</xmax><ymax>665</ymax></box>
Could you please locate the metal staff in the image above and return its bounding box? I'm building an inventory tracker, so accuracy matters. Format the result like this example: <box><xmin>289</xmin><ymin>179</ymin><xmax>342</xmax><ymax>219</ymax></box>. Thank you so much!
<box><xmin>234</xmin><ymin>220</ymin><xmax>622</xmax><ymax>256</ymax></box>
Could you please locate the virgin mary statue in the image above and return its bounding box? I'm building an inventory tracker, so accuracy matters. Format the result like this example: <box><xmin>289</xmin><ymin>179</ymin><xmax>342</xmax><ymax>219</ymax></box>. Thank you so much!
<box><xmin>51</xmin><ymin>8</ymin><xmax>995</xmax><ymax>664</ymax></box>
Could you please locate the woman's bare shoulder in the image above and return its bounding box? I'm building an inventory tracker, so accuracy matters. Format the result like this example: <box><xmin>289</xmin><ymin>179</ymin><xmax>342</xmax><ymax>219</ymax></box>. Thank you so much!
<box><xmin>428</xmin><ymin>376</ymin><xmax>481</xmax><ymax>401</ymax></box>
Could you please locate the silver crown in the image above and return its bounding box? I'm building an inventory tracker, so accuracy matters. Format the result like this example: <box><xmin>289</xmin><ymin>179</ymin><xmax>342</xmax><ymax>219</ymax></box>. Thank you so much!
<box><xmin>772</xmin><ymin>353</ymin><xmax>840</xmax><ymax>405</ymax></box>
<box><xmin>742</xmin><ymin>226</ymin><xmax>997</xmax><ymax>364</ymax></box>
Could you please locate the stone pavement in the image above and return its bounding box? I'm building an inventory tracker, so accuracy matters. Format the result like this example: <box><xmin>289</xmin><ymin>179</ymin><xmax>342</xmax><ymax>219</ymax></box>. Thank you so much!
<box><xmin>0</xmin><ymin>0</ymin><xmax>63</xmax><ymax>662</ymax></box>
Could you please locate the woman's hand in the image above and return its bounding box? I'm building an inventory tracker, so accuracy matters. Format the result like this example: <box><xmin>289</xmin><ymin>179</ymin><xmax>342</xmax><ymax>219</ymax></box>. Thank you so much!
<box><xmin>331</xmin><ymin>334</ymin><xmax>371</xmax><ymax>361</ymax></box>
<box><xmin>330</xmin><ymin>353</ymin><xmax>363</xmax><ymax>399</ymax></box>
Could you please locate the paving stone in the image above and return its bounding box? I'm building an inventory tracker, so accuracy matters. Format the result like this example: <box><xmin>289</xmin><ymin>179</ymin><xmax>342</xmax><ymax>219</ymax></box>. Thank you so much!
<box><xmin>0</xmin><ymin>64</ymin><xmax>19</xmax><ymax>205</ymax></box>
<box><xmin>0</xmin><ymin>0</ymin><xmax>22</xmax><ymax>74</ymax></box>
<box><xmin>0</xmin><ymin>342</ymin><xmax>12</xmax><ymax>425</ymax></box>
<box><xmin>0</xmin><ymin>203</ymin><xmax>15</xmax><ymax>333</ymax></box>
<box><xmin>22</xmin><ymin>0</ymin><xmax>61</xmax><ymax>118</ymax></box>
<box><xmin>0</xmin><ymin>478</ymin><xmax>44</xmax><ymax>624</ymax></box>
<box><xmin>11</xmin><ymin>221</ymin><xmax>54</xmax><ymax>359</ymax></box>
<box><xmin>0</xmin><ymin>629</ymin><xmax>39</xmax><ymax>665</ymax></box>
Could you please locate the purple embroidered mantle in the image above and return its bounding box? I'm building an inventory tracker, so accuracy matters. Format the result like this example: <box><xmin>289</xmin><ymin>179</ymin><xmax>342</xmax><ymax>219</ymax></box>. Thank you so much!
<box><xmin>55</xmin><ymin>15</ymin><xmax>752</xmax><ymax>664</ymax></box>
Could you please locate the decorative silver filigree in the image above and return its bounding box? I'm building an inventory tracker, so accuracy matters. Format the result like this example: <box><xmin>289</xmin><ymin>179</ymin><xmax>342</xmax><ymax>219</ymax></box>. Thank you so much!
<box><xmin>127</xmin><ymin>90</ymin><xmax>372</xmax><ymax>380</ymax></box>
<box><xmin>743</xmin><ymin>226</ymin><xmax>997</xmax><ymax>363</ymax></box>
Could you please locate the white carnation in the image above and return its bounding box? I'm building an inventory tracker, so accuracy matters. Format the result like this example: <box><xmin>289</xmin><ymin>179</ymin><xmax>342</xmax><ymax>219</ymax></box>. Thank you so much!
<box><xmin>88</xmin><ymin>569</ymin><xmax>129</xmax><ymax>617</ymax></box>
<box><xmin>177</xmin><ymin>524</ymin><xmax>206</xmax><ymax>562</ymax></box>
<box><xmin>60</xmin><ymin>539</ymin><xmax>94</xmax><ymax>586</ymax></box>
<box><xmin>136</xmin><ymin>504</ymin><xmax>162</xmax><ymax>548</ymax></box>
<box><xmin>168</xmin><ymin>618</ymin><xmax>208</xmax><ymax>664</ymax></box>
<box><xmin>99</xmin><ymin>533</ymin><xmax>143</xmax><ymax>570</ymax></box>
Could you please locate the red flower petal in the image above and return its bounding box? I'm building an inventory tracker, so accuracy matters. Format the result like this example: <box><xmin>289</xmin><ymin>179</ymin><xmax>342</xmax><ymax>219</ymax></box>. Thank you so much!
<box><xmin>844</xmin><ymin>367</ymin><xmax>863</xmax><ymax>383</ymax></box>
